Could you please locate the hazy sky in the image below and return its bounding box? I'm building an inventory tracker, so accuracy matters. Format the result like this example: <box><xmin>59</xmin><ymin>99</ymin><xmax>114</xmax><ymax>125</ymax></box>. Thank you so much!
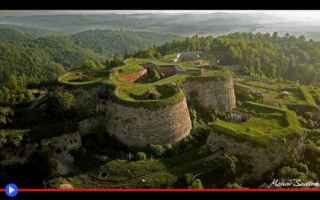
<box><xmin>1</xmin><ymin>10</ymin><xmax>320</xmax><ymax>22</ymax></box>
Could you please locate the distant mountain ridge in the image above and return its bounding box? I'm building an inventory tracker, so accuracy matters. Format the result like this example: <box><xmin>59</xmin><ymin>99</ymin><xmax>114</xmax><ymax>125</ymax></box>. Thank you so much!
<box><xmin>71</xmin><ymin>29</ymin><xmax>182</xmax><ymax>57</ymax></box>
<box><xmin>0</xmin><ymin>27</ymin><xmax>182</xmax><ymax>85</ymax></box>
<box><xmin>0</xmin><ymin>24</ymin><xmax>62</xmax><ymax>37</ymax></box>
<box><xmin>1</xmin><ymin>12</ymin><xmax>320</xmax><ymax>40</ymax></box>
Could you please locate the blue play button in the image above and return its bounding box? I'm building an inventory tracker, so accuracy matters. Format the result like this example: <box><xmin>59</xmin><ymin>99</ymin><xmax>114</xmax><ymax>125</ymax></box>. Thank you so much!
<box><xmin>4</xmin><ymin>183</ymin><xmax>18</xmax><ymax>198</ymax></box>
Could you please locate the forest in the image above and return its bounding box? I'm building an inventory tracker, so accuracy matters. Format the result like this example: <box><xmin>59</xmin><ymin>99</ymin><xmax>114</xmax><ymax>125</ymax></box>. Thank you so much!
<box><xmin>0</xmin><ymin>28</ymin><xmax>181</xmax><ymax>86</ymax></box>
<box><xmin>3</xmin><ymin>29</ymin><xmax>320</xmax><ymax>111</ymax></box>
<box><xmin>132</xmin><ymin>32</ymin><xmax>320</xmax><ymax>84</ymax></box>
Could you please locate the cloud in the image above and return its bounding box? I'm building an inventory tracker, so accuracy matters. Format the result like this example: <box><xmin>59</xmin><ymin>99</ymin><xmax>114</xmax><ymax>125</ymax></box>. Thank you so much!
<box><xmin>1</xmin><ymin>10</ymin><xmax>320</xmax><ymax>24</ymax></box>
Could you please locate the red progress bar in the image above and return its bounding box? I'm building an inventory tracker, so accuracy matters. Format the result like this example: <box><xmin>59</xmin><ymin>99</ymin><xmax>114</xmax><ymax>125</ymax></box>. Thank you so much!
<box><xmin>1</xmin><ymin>188</ymin><xmax>320</xmax><ymax>192</ymax></box>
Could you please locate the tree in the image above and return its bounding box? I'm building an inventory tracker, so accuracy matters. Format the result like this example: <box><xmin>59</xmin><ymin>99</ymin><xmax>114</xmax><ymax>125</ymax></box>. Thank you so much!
<box><xmin>81</xmin><ymin>59</ymin><xmax>102</xmax><ymax>70</ymax></box>
<box><xmin>0</xmin><ymin>106</ymin><xmax>14</xmax><ymax>126</ymax></box>
<box><xmin>226</xmin><ymin>182</ymin><xmax>242</xmax><ymax>188</ymax></box>
<box><xmin>0</xmin><ymin>87</ymin><xmax>10</xmax><ymax>105</ymax></box>
<box><xmin>129</xmin><ymin>32</ymin><xmax>320</xmax><ymax>84</ymax></box>
<box><xmin>190</xmin><ymin>179</ymin><xmax>204</xmax><ymax>189</ymax></box>
<box><xmin>149</xmin><ymin>144</ymin><xmax>165</xmax><ymax>157</ymax></box>
<box><xmin>105</xmin><ymin>55</ymin><xmax>125</xmax><ymax>70</ymax></box>
<box><xmin>47</xmin><ymin>90</ymin><xmax>76</xmax><ymax>119</ymax></box>
<box><xmin>278</xmin><ymin>166</ymin><xmax>306</xmax><ymax>180</ymax></box>
<box><xmin>52</xmin><ymin>63</ymin><xmax>66</xmax><ymax>76</ymax></box>
<box><xmin>55</xmin><ymin>91</ymin><xmax>76</xmax><ymax>111</ymax></box>
<box><xmin>184</xmin><ymin>173</ymin><xmax>194</xmax><ymax>186</ymax></box>
<box><xmin>136</xmin><ymin>152</ymin><xmax>147</xmax><ymax>161</ymax></box>
<box><xmin>272</xmin><ymin>32</ymin><xmax>278</xmax><ymax>39</ymax></box>
<box><xmin>5</xmin><ymin>74</ymin><xmax>20</xmax><ymax>91</ymax></box>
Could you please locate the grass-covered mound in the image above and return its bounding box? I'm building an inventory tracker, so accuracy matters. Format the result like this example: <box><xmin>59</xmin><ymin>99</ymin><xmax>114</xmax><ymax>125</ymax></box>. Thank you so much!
<box><xmin>110</xmin><ymin>84</ymin><xmax>186</xmax><ymax>109</ymax></box>
<box><xmin>58</xmin><ymin>68</ymin><xmax>110</xmax><ymax>86</ymax></box>
<box><xmin>106</xmin><ymin>58</ymin><xmax>231</xmax><ymax>109</ymax></box>
<box><xmin>236</xmin><ymin>77</ymin><xmax>319</xmax><ymax>112</ymax></box>
<box><xmin>58</xmin><ymin>57</ymin><xmax>232</xmax><ymax>110</ymax></box>
<box><xmin>210</xmin><ymin>101</ymin><xmax>304</xmax><ymax>147</ymax></box>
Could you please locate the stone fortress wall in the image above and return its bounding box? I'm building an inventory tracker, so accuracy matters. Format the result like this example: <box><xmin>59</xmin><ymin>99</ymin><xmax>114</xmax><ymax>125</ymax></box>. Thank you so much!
<box><xmin>41</xmin><ymin>132</ymin><xmax>82</xmax><ymax>176</ymax></box>
<box><xmin>181</xmin><ymin>75</ymin><xmax>236</xmax><ymax>113</ymax></box>
<box><xmin>89</xmin><ymin>60</ymin><xmax>237</xmax><ymax>147</ymax></box>
<box><xmin>206</xmin><ymin>131</ymin><xmax>304</xmax><ymax>182</ymax></box>
<box><xmin>104</xmin><ymin>96</ymin><xmax>192</xmax><ymax>147</ymax></box>
<box><xmin>101</xmin><ymin>76</ymin><xmax>236</xmax><ymax>147</ymax></box>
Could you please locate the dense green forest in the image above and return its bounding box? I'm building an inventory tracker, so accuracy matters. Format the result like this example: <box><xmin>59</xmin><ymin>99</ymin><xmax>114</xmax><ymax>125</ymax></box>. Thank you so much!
<box><xmin>3</xmin><ymin>28</ymin><xmax>320</xmax><ymax>88</ymax></box>
<box><xmin>71</xmin><ymin>29</ymin><xmax>181</xmax><ymax>57</ymax></box>
<box><xmin>0</xmin><ymin>24</ymin><xmax>61</xmax><ymax>37</ymax></box>
<box><xmin>3</xmin><ymin>28</ymin><xmax>320</xmax><ymax>92</ymax></box>
<box><xmin>0</xmin><ymin>28</ymin><xmax>181</xmax><ymax>87</ymax></box>
<box><xmin>132</xmin><ymin>32</ymin><xmax>320</xmax><ymax>84</ymax></box>
<box><xmin>0</xmin><ymin>29</ymin><xmax>99</xmax><ymax>86</ymax></box>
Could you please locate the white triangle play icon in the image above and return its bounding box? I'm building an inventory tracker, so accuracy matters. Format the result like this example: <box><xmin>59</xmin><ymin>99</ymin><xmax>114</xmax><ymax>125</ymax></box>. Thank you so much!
<box><xmin>8</xmin><ymin>186</ymin><xmax>15</xmax><ymax>194</ymax></box>
<box><xmin>5</xmin><ymin>183</ymin><xmax>18</xmax><ymax>197</ymax></box>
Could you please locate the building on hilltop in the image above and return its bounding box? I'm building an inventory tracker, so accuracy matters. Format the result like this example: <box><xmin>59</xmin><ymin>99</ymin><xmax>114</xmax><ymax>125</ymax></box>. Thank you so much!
<box><xmin>174</xmin><ymin>51</ymin><xmax>202</xmax><ymax>62</ymax></box>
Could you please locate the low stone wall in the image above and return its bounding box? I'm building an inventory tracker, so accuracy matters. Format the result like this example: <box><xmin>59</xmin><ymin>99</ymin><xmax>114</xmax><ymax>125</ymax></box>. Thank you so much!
<box><xmin>104</xmin><ymin>97</ymin><xmax>192</xmax><ymax>147</ymax></box>
<box><xmin>206</xmin><ymin>131</ymin><xmax>305</xmax><ymax>183</ymax></box>
<box><xmin>41</xmin><ymin>132</ymin><xmax>82</xmax><ymax>176</ymax></box>
<box><xmin>181</xmin><ymin>76</ymin><xmax>236</xmax><ymax>112</ymax></box>
<box><xmin>0</xmin><ymin>143</ymin><xmax>37</xmax><ymax>166</ymax></box>
<box><xmin>78</xmin><ymin>116</ymin><xmax>105</xmax><ymax>136</ymax></box>
<box><xmin>41</xmin><ymin>132</ymin><xmax>81</xmax><ymax>154</ymax></box>
<box><xmin>118</xmin><ymin>68</ymin><xmax>148</xmax><ymax>82</ymax></box>
<box><xmin>156</xmin><ymin>66</ymin><xmax>178</xmax><ymax>77</ymax></box>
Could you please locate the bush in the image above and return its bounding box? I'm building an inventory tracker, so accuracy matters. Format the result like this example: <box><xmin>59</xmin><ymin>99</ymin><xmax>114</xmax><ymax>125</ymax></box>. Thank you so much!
<box><xmin>226</xmin><ymin>182</ymin><xmax>242</xmax><ymax>188</ymax></box>
<box><xmin>190</xmin><ymin>179</ymin><xmax>204</xmax><ymax>189</ymax></box>
<box><xmin>278</xmin><ymin>166</ymin><xmax>305</xmax><ymax>179</ymax></box>
<box><xmin>0</xmin><ymin>106</ymin><xmax>14</xmax><ymax>126</ymax></box>
<box><xmin>304</xmin><ymin>143</ymin><xmax>320</xmax><ymax>177</ymax></box>
<box><xmin>81</xmin><ymin>59</ymin><xmax>102</xmax><ymax>70</ymax></box>
<box><xmin>47</xmin><ymin>90</ymin><xmax>76</xmax><ymax>119</ymax></box>
<box><xmin>105</xmin><ymin>57</ymin><xmax>125</xmax><ymax>70</ymax></box>
<box><xmin>294</xmin><ymin>163</ymin><xmax>309</xmax><ymax>174</ymax></box>
<box><xmin>149</xmin><ymin>144</ymin><xmax>166</xmax><ymax>157</ymax></box>
<box><xmin>136</xmin><ymin>152</ymin><xmax>147</xmax><ymax>161</ymax></box>
<box><xmin>304</xmin><ymin>112</ymin><xmax>313</xmax><ymax>120</ymax></box>
<box><xmin>55</xmin><ymin>91</ymin><xmax>76</xmax><ymax>111</ymax></box>
<box><xmin>184</xmin><ymin>173</ymin><xmax>194</xmax><ymax>185</ymax></box>
<box><xmin>164</xmin><ymin>144</ymin><xmax>172</xmax><ymax>150</ymax></box>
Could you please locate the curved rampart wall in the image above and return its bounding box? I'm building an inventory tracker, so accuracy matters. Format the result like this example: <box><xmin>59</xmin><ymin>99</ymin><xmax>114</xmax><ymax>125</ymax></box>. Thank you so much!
<box><xmin>104</xmin><ymin>97</ymin><xmax>192</xmax><ymax>147</ymax></box>
<box><xmin>181</xmin><ymin>76</ymin><xmax>236</xmax><ymax>112</ymax></box>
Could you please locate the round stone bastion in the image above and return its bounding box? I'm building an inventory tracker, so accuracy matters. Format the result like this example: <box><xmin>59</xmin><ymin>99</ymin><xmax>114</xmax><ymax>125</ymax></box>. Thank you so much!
<box><xmin>103</xmin><ymin>96</ymin><xmax>192</xmax><ymax>147</ymax></box>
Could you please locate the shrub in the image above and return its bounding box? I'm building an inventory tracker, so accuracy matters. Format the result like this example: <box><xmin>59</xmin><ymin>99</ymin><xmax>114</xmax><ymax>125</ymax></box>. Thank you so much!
<box><xmin>190</xmin><ymin>179</ymin><xmax>204</xmax><ymax>189</ymax></box>
<box><xmin>81</xmin><ymin>59</ymin><xmax>102</xmax><ymax>70</ymax></box>
<box><xmin>47</xmin><ymin>90</ymin><xmax>76</xmax><ymax>119</ymax></box>
<box><xmin>299</xmin><ymin>86</ymin><xmax>317</xmax><ymax>107</ymax></box>
<box><xmin>226</xmin><ymin>182</ymin><xmax>242</xmax><ymax>188</ymax></box>
<box><xmin>304</xmin><ymin>143</ymin><xmax>320</xmax><ymax>176</ymax></box>
<box><xmin>294</xmin><ymin>163</ymin><xmax>309</xmax><ymax>174</ymax></box>
<box><xmin>278</xmin><ymin>166</ymin><xmax>305</xmax><ymax>179</ymax></box>
<box><xmin>308</xmin><ymin>120</ymin><xmax>315</xmax><ymax>129</ymax></box>
<box><xmin>149</xmin><ymin>144</ymin><xmax>166</xmax><ymax>157</ymax></box>
<box><xmin>0</xmin><ymin>106</ymin><xmax>14</xmax><ymax>126</ymax></box>
<box><xmin>136</xmin><ymin>152</ymin><xmax>147</xmax><ymax>161</ymax></box>
<box><xmin>54</xmin><ymin>91</ymin><xmax>76</xmax><ymax>111</ymax></box>
<box><xmin>184</xmin><ymin>173</ymin><xmax>194</xmax><ymax>185</ymax></box>
<box><xmin>164</xmin><ymin>144</ymin><xmax>172</xmax><ymax>150</ymax></box>
<box><xmin>304</xmin><ymin>112</ymin><xmax>313</xmax><ymax>120</ymax></box>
